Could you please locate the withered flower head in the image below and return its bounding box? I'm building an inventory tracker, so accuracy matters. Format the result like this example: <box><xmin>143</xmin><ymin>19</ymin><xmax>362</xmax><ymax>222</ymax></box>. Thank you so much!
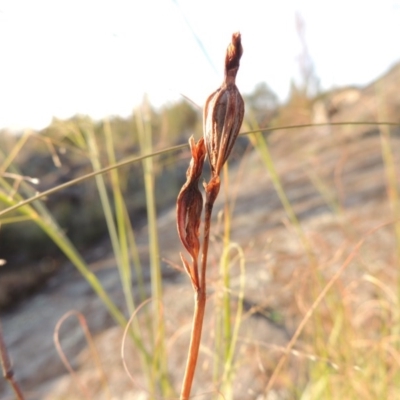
<box><xmin>176</xmin><ymin>137</ymin><xmax>206</xmax><ymax>262</ymax></box>
<box><xmin>203</xmin><ymin>32</ymin><xmax>244</xmax><ymax>178</ymax></box>
<box><xmin>225</xmin><ymin>32</ymin><xmax>243</xmax><ymax>86</ymax></box>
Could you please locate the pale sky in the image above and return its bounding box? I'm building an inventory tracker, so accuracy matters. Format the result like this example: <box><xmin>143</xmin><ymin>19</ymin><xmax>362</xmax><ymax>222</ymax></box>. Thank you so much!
<box><xmin>0</xmin><ymin>0</ymin><xmax>399</xmax><ymax>131</ymax></box>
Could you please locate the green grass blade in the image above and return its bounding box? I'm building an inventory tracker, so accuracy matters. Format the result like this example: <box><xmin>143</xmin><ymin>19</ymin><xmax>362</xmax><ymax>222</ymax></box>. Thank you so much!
<box><xmin>136</xmin><ymin>100</ymin><xmax>173</xmax><ymax>396</ymax></box>
<box><xmin>103</xmin><ymin>119</ymin><xmax>135</xmax><ymax>315</ymax></box>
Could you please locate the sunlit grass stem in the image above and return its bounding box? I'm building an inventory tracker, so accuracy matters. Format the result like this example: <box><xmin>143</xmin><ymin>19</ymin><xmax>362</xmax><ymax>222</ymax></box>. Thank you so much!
<box><xmin>136</xmin><ymin>100</ymin><xmax>173</xmax><ymax>396</ymax></box>
<box><xmin>84</xmin><ymin>125</ymin><xmax>135</xmax><ymax>315</ymax></box>
<box><xmin>103</xmin><ymin>119</ymin><xmax>135</xmax><ymax>315</ymax></box>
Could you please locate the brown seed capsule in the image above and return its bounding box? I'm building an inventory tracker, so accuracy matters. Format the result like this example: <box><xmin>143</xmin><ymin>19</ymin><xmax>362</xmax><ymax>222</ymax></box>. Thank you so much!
<box><xmin>176</xmin><ymin>136</ymin><xmax>206</xmax><ymax>261</ymax></box>
<box><xmin>203</xmin><ymin>32</ymin><xmax>244</xmax><ymax>178</ymax></box>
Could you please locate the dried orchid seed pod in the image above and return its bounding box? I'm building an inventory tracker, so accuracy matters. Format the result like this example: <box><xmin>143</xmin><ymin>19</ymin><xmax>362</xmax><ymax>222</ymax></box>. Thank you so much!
<box><xmin>176</xmin><ymin>137</ymin><xmax>206</xmax><ymax>260</ymax></box>
<box><xmin>176</xmin><ymin>137</ymin><xmax>206</xmax><ymax>288</ymax></box>
<box><xmin>203</xmin><ymin>32</ymin><xmax>245</xmax><ymax>178</ymax></box>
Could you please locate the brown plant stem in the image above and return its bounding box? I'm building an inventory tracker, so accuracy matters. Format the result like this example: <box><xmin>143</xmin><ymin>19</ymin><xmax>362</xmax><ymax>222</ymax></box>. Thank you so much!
<box><xmin>0</xmin><ymin>318</ymin><xmax>25</xmax><ymax>400</ymax></box>
<box><xmin>180</xmin><ymin>287</ymin><xmax>206</xmax><ymax>400</ymax></box>
<box><xmin>179</xmin><ymin>32</ymin><xmax>241</xmax><ymax>399</ymax></box>
<box><xmin>180</xmin><ymin>184</ymin><xmax>218</xmax><ymax>399</ymax></box>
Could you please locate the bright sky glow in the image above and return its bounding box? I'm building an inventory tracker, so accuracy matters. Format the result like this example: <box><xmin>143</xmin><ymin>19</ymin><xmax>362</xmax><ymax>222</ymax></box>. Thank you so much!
<box><xmin>0</xmin><ymin>0</ymin><xmax>399</xmax><ymax>131</ymax></box>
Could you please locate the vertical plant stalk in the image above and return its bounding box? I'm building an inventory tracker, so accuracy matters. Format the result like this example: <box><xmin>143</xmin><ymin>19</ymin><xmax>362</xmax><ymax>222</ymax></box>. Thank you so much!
<box><xmin>177</xmin><ymin>32</ymin><xmax>244</xmax><ymax>399</ymax></box>
<box><xmin>177</xmin><ymin>136</ymin><xmax>206</xmax><ymax>399</ymax></box>
<box><xmin>136</xmin><ymin>100</ymin><xmax>172</xmax><ymax>396</ymax></box>
<box><xmin>0</xmin><ymin>318</ymin><xmax>25</xmax><ymax>400</ymax></box>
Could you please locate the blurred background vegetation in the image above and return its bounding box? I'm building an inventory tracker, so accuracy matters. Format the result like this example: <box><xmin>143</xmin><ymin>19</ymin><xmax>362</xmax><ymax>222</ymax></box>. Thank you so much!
<box><xmin>1</xmin><ymin>57</ymin><xmax>400</xmax><ymax>400</ymax></box>
<box><xmin>0</xmin><ymin>81</ymin><xmax>283</xmax><ymax>310</ymax></box>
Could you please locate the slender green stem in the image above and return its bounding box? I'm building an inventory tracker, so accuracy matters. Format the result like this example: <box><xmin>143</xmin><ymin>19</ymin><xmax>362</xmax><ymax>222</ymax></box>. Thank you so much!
<box><xmin>136</xmin><ymin>103</ymin><xmax>173</xmax><ymax>396</ymax></box>
<box><xmin>103</xmin><ymin>119</ymin><xmax>135</xmax><ymax>315</ymax></box>
<box><xmin>221</xmin><ymin>165</ymin><xmax>232</xmax><ymax>359</ymax></box>
<box><xmin>0</xmin><ymin>144</ymin><xmax>186</xmax><ymax>218</ymax></box>
<box><xmin>2</xmin><ymin>122</ymin><xmax>398</xmax><ymax>220</ymax></box>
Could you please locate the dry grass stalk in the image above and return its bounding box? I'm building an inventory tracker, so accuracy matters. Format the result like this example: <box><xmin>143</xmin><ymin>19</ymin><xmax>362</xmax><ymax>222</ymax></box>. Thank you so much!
<box><xmin>176</xmin><ymin>32</ymin><xmax>244</xmax><ymax>399</ymax></box>
<box><xmin>0</xmin><ymin>318</ymin><xmax>25</xmax><ymax>400</ymax></box>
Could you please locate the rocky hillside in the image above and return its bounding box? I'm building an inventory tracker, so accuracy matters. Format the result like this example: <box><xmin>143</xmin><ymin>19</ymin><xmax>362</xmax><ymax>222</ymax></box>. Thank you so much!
<box><xmin>1</xmin><ymin>62</ymin><xmax>400</xmax><ymax>399</ymax></box>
